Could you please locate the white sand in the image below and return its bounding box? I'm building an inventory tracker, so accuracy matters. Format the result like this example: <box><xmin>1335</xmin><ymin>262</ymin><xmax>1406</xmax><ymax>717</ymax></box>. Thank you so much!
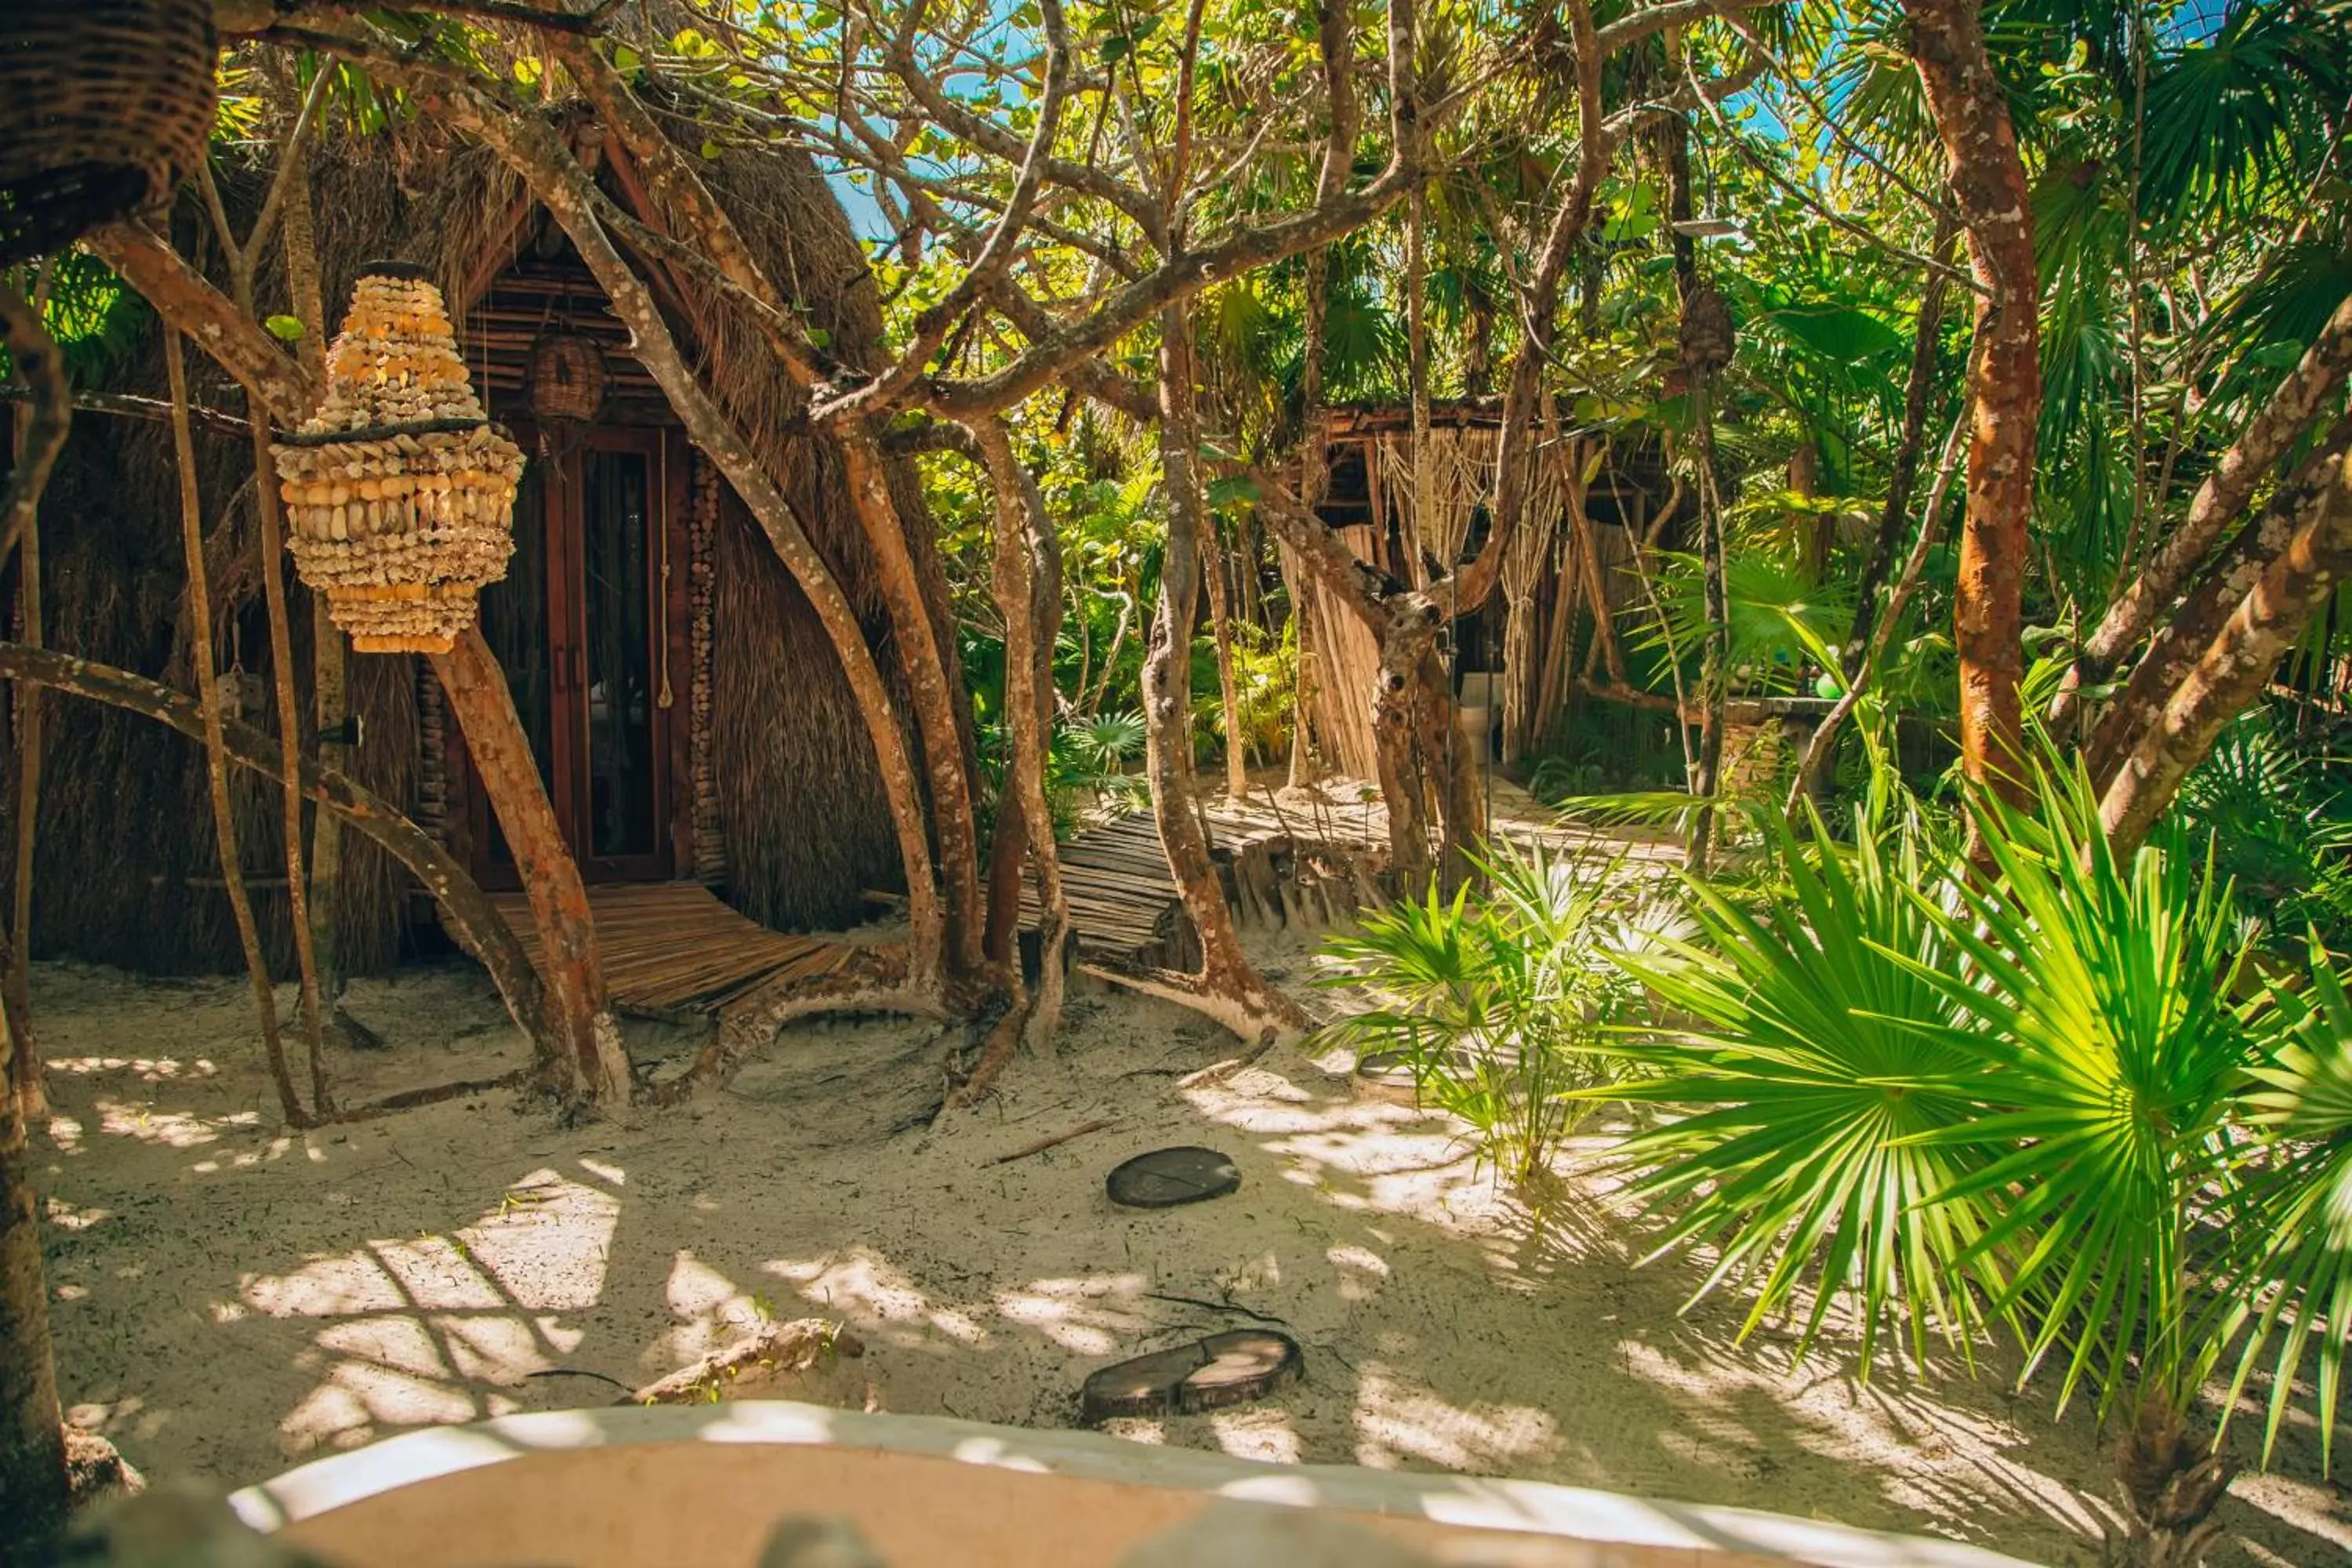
<box><xmin>23</xmin><ymin>934</ymin><xmax>2347</xmax><ymax>1566</ymax></box>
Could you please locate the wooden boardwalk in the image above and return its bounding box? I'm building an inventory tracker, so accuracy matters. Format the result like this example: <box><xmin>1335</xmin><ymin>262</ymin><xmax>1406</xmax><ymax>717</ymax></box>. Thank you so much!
<box><xmin>1029</xmin><ymin>775</ymin><xmax>1671</xmax><ymax>969</ymax></box>
<box><xmin>489</xmin><ymin>881</ymin><xmax>861</xmax><ymax>1017</ymax></box>
<box><xmin>485</xmin><ymin>779</ymin><xmax>1669</xmax><ymax>1011</ymax></box>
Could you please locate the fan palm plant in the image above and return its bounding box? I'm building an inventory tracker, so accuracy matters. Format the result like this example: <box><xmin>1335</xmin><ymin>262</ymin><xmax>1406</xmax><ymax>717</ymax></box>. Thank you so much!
<box><xmin>1316</xmin><ymin>848</ymin><xmax>1643</xmax><ymax>1191</ymax></box>
<box><xmin>1605</xmin><ymin>760</ymin><xmax>2352</xmax><ymax>1563</ymax></box>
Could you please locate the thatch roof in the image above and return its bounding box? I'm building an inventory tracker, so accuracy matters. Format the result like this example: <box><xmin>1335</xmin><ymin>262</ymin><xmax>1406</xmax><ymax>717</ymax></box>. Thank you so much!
<box><xmin>13</xmin><ymin>84</ymin><xmax>930</xmax><ymax>971</ymax></box>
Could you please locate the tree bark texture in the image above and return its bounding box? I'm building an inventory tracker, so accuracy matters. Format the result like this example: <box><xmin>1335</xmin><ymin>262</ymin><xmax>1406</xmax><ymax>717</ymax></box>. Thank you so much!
<box><xmin>1203</xmin><ymin>517</ymin><xmax>1251</xmax><ymax>797</ymax></box>
<box><xmin>1145</xmin><ymin>314</ymin><xmax>1307</xmax><ymax>1040</ymax></box>
<box><xmin>2100</xmin><ymin>445</ymin><xmax>2352</xmax><ymax>852</ymax></box>
<box><xmin>432</xmin><ymin>630</ymin><xmax>629</xmax><ymax>1106</ymax></box>
<box><xmin>169</xmin><ymin>332</ymin><xmax>305</xmax><ymax>1127</ymax></box>
<box><xmin>975</xmin><ymin>416</ymin><xmax>1069</xmax><ymax>1065</ymax></box>
<box><xmin>2063</xmin><ymin>289</ymin><xmax>2352</xmax><ymax>730</ymax></box>
<box><xmin>0</xmin><ymin>992</ymin><xmax>66</xmax><ymax>1564</ymax></box>
<box><xmin>1904</xmin><ymin>0</ymin><xmax>2040</xmax><ymax>810</ymax></box>
<box><xmin>250</xmin><ymin>414</ymin><xmax>330</xmax><ymax>1112</ymax></box>
<box><xmin>2086</xmin><ymin>416</ymin><xmax>2352</xmax><ymax>788</ymax></box>
<box><xmin>281</xmin><ymin>139</ymin><xmax>347</xmax><ymax>1012</ymax></box>
<box><xmin>0</xmin><ymin>285</ymin><xmax>57</xmax><ymax>1124</ymax></box>
<box><xmin>0</xmin><ymin>642</ymin><xmax>557</xmax><ymax>1082</ymax></box>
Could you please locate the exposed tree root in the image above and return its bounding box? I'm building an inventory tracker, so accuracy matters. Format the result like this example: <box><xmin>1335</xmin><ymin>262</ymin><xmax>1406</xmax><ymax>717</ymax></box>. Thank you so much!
<box><xmin>943</xmin><ymin>992</ymin><xmax>1033</xmax><ymax>1109</ymax></box>
<box><xmin>314</xmin><ymin>1068</ymin><xmax>538</xmax><ymax>1125</ymax></box>
<box><xmin>1076</xmin><ymin>960</ymin><xmax>1309</xmax><ymax>1045</ymax></box>
<box><xmin>645</xmin><ymin>948</ymin><xmax>931</xmax><ymax>1107</ymax></box>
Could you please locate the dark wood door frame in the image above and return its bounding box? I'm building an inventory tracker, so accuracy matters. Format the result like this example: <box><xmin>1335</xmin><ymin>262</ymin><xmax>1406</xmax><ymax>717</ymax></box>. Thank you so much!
<box><xmin>461</xmin><ymin>421</ymin><xmax>691</xmax><ymax>887</ymax></box>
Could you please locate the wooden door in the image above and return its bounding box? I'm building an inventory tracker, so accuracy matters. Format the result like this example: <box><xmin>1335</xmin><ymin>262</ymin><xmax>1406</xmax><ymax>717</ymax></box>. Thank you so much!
<box><xmin>470</xmin><ymin>424</ymin><xmax>684</xmax><ymax>886</ymax></box>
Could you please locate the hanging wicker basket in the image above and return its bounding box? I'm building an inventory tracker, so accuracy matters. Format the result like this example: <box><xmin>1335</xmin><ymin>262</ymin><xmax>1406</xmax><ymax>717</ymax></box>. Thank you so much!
<box><xmin>271</xmin><ymin>263</ymin><xmax>524</xmax><ymax>655</ymax></box>
<box><xmin>526</xmin><ymin>330</ymin><xmax>607</xmax><ymax>424</ymax></box>
<box><xmin>0</xmin><ymin>0</ymin><xmax>220</xmax><ymax>267</ymax></box>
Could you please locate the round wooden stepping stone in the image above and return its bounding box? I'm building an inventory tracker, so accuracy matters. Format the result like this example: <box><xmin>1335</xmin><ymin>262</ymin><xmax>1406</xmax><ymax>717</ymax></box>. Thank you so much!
<box><xmin>1080</xmin><ymin>1329</ymin><xmax>1304</xmax><ymax>1423</ymax></box>
<box><xmin>1106</xmin><ymin>1146</ymin><xmax>1240</xmax><ymax>1208</ymax></box>
<box><xmin>1352</xmin><ymin>1047</ymin><xmax>1420</xmax><ymax>1105</ymax></box>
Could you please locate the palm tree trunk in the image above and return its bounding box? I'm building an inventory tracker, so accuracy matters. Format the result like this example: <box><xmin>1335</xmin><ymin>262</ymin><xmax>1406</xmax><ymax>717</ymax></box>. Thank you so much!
<box><xmin>2060</xmin><ymin>291</ymin><xmax>2352</xmax><ymax>735</ymax></box>
<box><xmin>1903</xmin><ymin>0</ymin><xmax>2040</xmax><ymax>811</ymax></box>
<box><xmin>167</xmin><ymin>332</ymin><xmax>305</xmax><ymax>1127</ymax></box>
<box><xmin>2100</xmin><ymin>445</ymin><xmax>2352</xmax><ymax>852</ymax></box>
<box><xmin>2086</xmin><ymin>415</ymin><xmax>2352</xmax><ymax>789</ymax></box>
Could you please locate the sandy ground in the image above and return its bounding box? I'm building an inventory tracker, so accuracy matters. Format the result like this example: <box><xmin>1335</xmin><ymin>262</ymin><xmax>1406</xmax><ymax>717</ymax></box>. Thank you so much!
<box><xmin>22</xmin><ymin>924</ymin><xmax>2350</xmax><ymax>1568</ymax></box>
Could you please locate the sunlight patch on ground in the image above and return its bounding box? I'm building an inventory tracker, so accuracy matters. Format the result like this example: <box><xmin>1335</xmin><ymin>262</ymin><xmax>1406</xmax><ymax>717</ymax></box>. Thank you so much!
<box><xmin>1210</xmin><ymin>1409</ymin><xmax>1302</xmax><ymax>1464</ymax></box>
<box><xmin>237</xmin><ymin>1170</ymin><xmax>621</xmax><ymax>1458</ymax></box>
<box><xmin>764</xmin><ymin>1245</ymin><xmax>985</xmax><ymax>1354</ymax></box>
<box><xmin>993</xmin><ymin>1272</ymin><xmax>1152</xmax><ymax>1356</ymax></box>
<box><xmin>1352</xmin><ymin>1367</ymin><xmax>1557</xmax><ymax>1472</ymax></box>
<box><xmin>93</xmin><ymin>1098</ymin><xmax>258</xmax><ymax>1149</ymax></box>
<box><xmin>47</xmin><ymin>1056</ymin><xmax>219</xmax><ymax>1081</ymax></box>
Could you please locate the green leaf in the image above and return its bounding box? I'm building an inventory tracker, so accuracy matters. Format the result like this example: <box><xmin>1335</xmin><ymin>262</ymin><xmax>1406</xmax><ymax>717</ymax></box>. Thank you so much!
<box><xmin>612</xmin><ymin>44</ymin><xmax>642</xmax><ymax>73</ymax></box>
<box><xmin>1101</xmin><ymin>32</ymin><xmax>1131</xmax><ymax>63</ymax></box>
<box><xmin>1207</xmin><ymin>474</ymin><xmax>1259</xmax><ymax>508</ymax></box>
<box><xmin>699</xmin><ymin>140</ymin><xmax>721</xmax><ymax>160</ymax></box>
<box><xmin>804</xmin><ymin>327</ymin><xmax>832</xmax><ymax>350</ymax></box>
<box><xmin>263</xmin><ymin>314</ymin><xmax>306</xmax><ymax>343</ymax></box>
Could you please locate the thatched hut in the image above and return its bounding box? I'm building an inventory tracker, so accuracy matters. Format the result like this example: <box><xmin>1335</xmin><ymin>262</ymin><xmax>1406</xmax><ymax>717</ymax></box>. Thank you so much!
<box><xmin>8</xmin><ymin>111</ymin><xmax>934</xmax><ymax>975</ymax></box>
<box><xmin>1290</xmin><ymin>403</ymin><xmax>1664</xmax><ymax>779</ymax></box>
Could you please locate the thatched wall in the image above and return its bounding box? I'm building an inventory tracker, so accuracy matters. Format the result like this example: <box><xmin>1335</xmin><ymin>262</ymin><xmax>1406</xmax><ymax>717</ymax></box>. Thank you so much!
<box><xmin>13</xmin><ymin>97</ymin><xmax>937</xmax><ymax>972</ymax></box>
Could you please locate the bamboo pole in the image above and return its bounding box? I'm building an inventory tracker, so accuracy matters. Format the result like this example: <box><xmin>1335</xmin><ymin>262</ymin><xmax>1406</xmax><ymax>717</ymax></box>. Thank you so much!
<box><xmin>168</xmin><ymin>332</ymin><xmax>306</xmax><ymax>1127</ymax></box>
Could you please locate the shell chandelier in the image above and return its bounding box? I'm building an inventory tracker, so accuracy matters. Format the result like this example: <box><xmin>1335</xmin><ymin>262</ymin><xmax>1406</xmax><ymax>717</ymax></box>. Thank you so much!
<box><xmin>271</xmin><ymin>263</ymin><xmax>524</xmax><ymax>654</ymax></box>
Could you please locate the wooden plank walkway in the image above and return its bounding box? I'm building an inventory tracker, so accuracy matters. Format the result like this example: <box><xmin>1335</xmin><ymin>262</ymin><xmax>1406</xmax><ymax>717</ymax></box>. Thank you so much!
<box><xmin>490</xmin><ymin>882</ymin><xmax>859</xmax><ymax>1016</ymax></box>
<box><xmin>1029</xmin><ymin>775</ymin><xmax>1675</xmax><ymax>968</ymax></box>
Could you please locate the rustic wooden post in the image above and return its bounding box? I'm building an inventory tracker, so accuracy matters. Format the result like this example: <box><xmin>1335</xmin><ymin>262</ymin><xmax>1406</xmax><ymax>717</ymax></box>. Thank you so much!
<box><xmin>430</xmin><ymin>628</ymin><xmax>630</xmax><ymax>1106</ymax></box>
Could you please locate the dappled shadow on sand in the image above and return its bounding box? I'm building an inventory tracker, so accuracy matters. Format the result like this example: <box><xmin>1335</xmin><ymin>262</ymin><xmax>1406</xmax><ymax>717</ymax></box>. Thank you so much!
<box><xmin>28</xmin><ymin>962</ymin><xmax>2350</xmax><ymax>1567</ymax></box>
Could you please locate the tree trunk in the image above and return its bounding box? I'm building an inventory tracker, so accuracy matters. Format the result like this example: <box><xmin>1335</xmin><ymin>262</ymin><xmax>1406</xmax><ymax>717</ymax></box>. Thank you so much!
<box><xmin>837</xmin><ymin>437</ymin><xmax>989</xmax><ymax>990</ymax></box>
<box><xmin>0</xmin><ymin>642</ymin><xmax>559</xmax><ymax>1083</ymax></box>
<box><xmin>2060</xmin><ymin>290</ymin><xmax>2352</xmax><ymax>733</ymax></box>
<box><xmin>0</xmin><ymin>281</ymin><xmax>53</xmax><ymax>1125</ymax></box>
<box><xmin>249</xmin><ymin>415</ymin><xmax>330</xmax><ymax>1113</ymax></box>
<box><xmin>0</xmin><ymin>991</ymin><xmax>66</xmax><ymax>1564</ymax></box>
<box><xmin>168</xmin><ymin>332</ymin><xmax>305</xmax><ymax>1127</ymax></box>
<box><xmin>2100</xmin><ymin>445</ymin><xmax>2352</xmax><ymax>851</ymax></box>
<box><xmin>975</xmin><ymin>418</ymin><xmax>1070</xmax><ymax>1059</ymax></box>
<box><xmin>431</xmin><ymin>630</ymin><xmax>629</xmax><ymax>1106</ymax></box>
<box><xmin>281</xmin><ymin>141</ymin><xmax>346</xmax><ymax>1017</ymax></box>
<box><xmin>1203</xmin><ymin>515</ymin><xmax>1250</xmax><ymax>797</ymax></box>
<box><xmin>2087</xmin><ymin>415</ymin><xmax>2352</xmax><ymax>788</ymax></box>
<box><xmin>1904</xmin><ymin>0</ymin><xmax>2040</xmax><ymax>811</ymax></box>
<box><xmin>1145</xmin><ymin>311</ymin><xmax>1307</xmax><ymax>1041</ymax></box>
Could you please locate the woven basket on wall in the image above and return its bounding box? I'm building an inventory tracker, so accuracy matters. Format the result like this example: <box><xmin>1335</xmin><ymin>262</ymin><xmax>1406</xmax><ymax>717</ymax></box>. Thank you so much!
<box><xmin>271</xmin><ymin>263</ymin><xmax>525</xmax><ymax>655</ymax></box>
<box><xmin>527</xmin><ymin>331</ymin><xmax>608</xmax><ymax>423</ymax></box>
<box><xmin>0</xmin><ymin>0</ymin><xmax>219</xmax><ymax>267</ymax></box>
